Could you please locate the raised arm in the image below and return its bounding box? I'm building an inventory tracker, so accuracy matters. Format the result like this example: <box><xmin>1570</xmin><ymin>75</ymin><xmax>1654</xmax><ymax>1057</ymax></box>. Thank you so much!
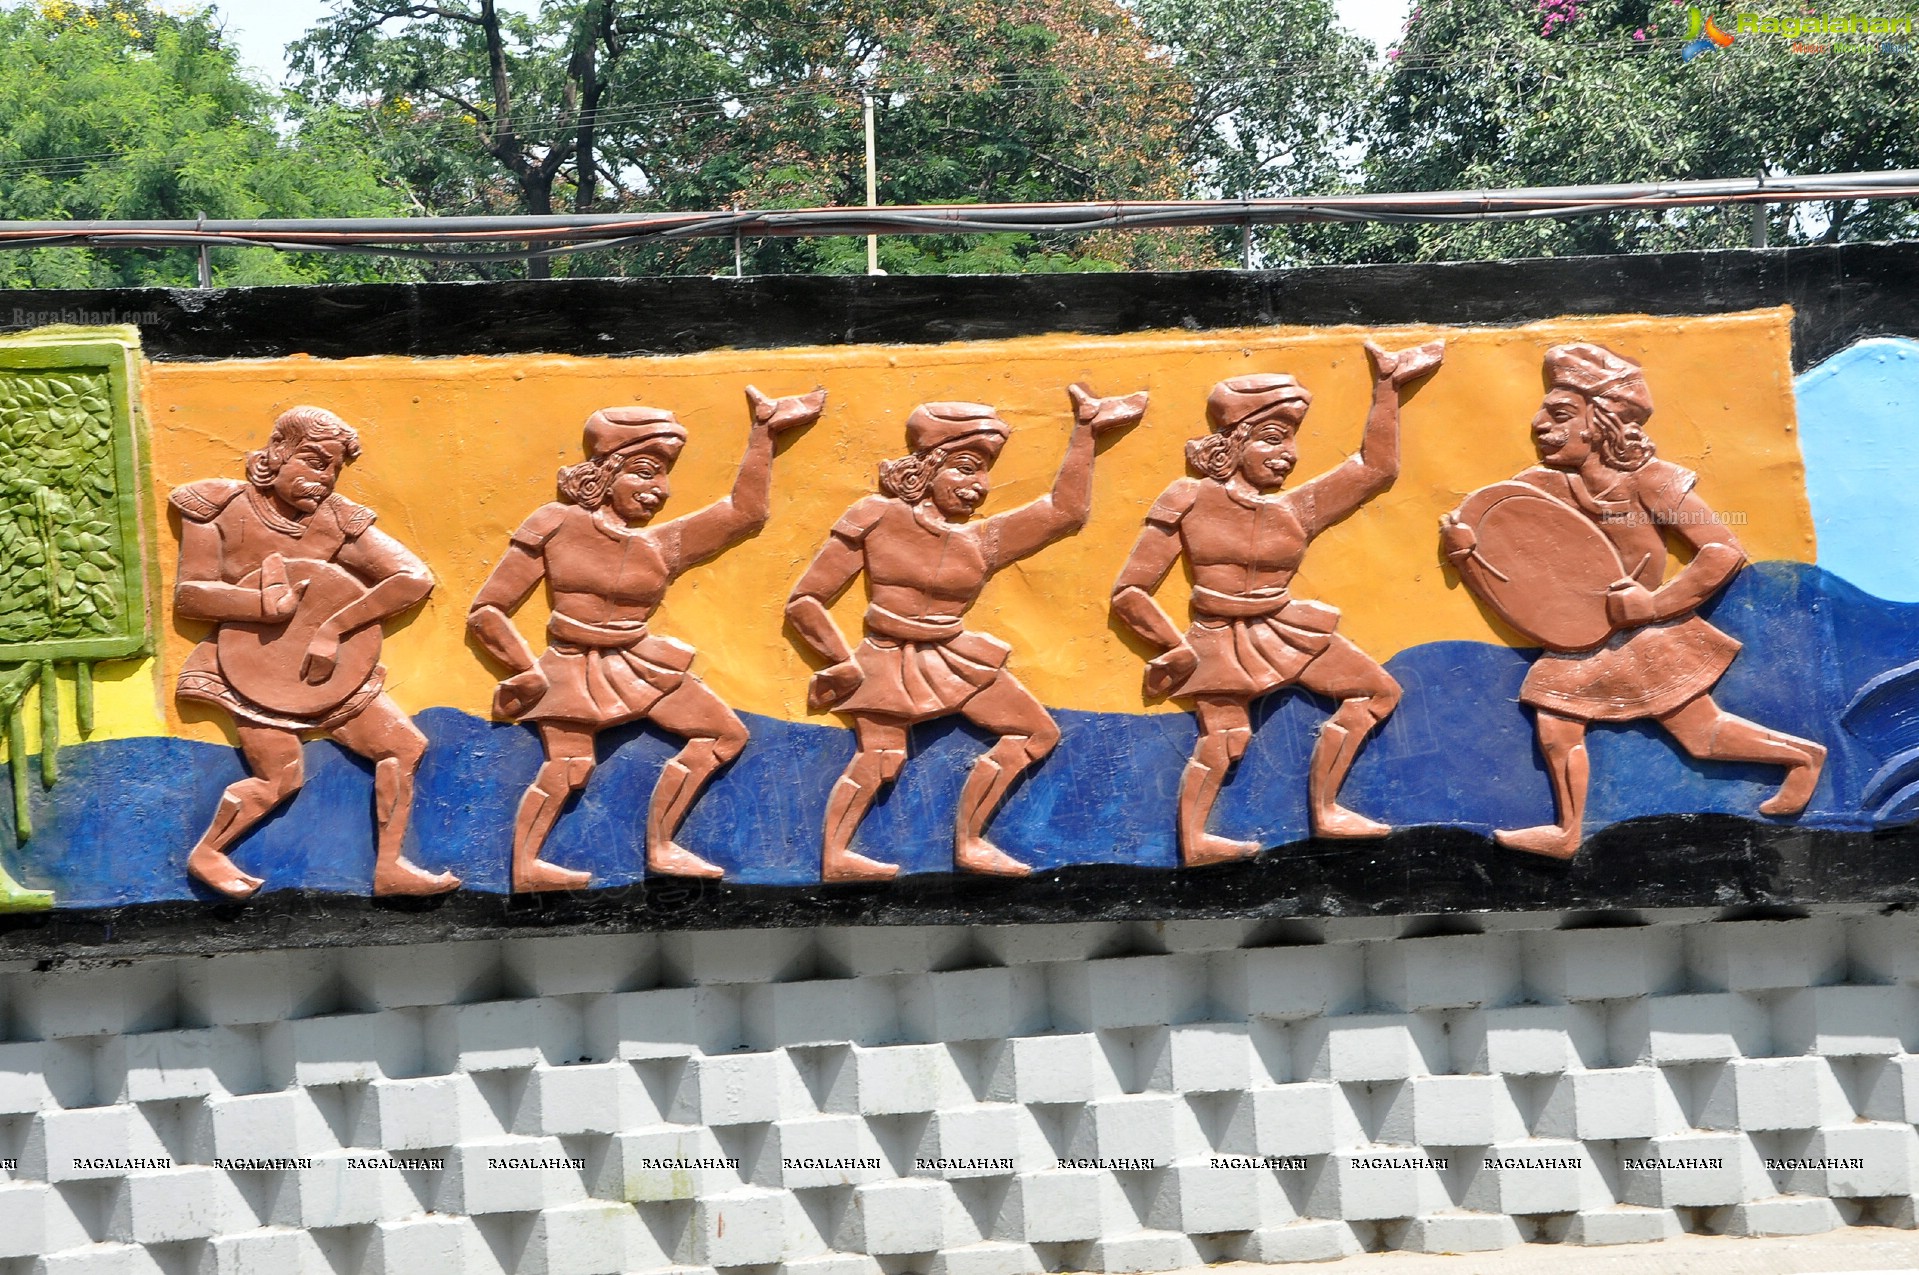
<box><xmin>467</xmin><ymin>543</ymin><xmax>549</xmax><ymax>674</ymax></box>
<box><xmin>979</xmin><ymin>384</ymin><xmax>1146</xmax><ymax>566</ymax></box>
<box><xmin>1288</xmin><ymin>340</ymin><xmax>1443</xmax><ymax>536</ymax></box>
<box><xmin>666</xmin><ymin>386</ymin><xmax>825</xmax><ymax>569</ymax></box>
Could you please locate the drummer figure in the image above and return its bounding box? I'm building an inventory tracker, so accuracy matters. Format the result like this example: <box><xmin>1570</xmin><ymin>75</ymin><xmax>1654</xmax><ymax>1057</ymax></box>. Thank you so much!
<box><xmin>1442</xmin><ymin>343</ymin><xmax>1826</xmax><ymax>858</ymax></box>
<box><xmin>1111</xmin><ymin>342</ymin><xmax>1443</xmax><ymax>864</ymax></box>
<box><xmin>172</xmin><ymin>406</ymin><xmax>459</xmax><ymax>900</ymax></box>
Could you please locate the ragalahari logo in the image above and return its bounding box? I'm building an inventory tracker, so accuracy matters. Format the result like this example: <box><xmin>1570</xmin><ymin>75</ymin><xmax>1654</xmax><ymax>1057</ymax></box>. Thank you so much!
<box><xmin>1682</xmin><ymin>6</ymin><xmax>1738</xmax><ymax>56</ymax></box>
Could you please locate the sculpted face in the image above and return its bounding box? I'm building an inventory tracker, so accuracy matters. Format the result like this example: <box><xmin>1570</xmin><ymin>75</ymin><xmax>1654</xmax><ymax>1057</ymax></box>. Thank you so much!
<box><xmin>1532</xmin><ymin>388</ymin><xmax>1594</xmax><ymax>469</ymax></box>
<box><xmin>271</xmin><ymin>437</ymin><xmax>347</xmax><ymax>515</ymax></box>
<box><xmin>1236</xmin><ymin>407</ymin><xmax>1304</xmax><ymax>490</ymax></box>
<box><xmin>930</xmin><ymin>444</ymin><xmax>995</xmax><ymax>520</ymax></box>
<box><xmin>607</xmin><ymin>449</ymin><xmax>672</xmax><ymax>524</ymax></box>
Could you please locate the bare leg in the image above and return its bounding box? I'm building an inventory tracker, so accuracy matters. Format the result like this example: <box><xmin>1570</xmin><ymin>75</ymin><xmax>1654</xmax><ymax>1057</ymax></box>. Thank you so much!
<box><xmin>1657</xmin><ymin>695</ymin><xmax>1827</xmax><ymax>817</ymax></box>
<box><xmin>954</xmin><ymin>672</ymin><xmax>1061</xmax><ymax>877</ymax></box>
<box><xmin>508</xmin><ymin>723</ymin><xmax>597</xmax><ymax>892</ymax></box>
<box><xmin>186</xmin><ymin>724</ymin><xmax>305</xmax><ymax>900</ymax></box>
<box><xmin>1180</xmin><ymin>697</ymin><xmax>1259</xmax><ymax>865</ymax></box>
<box><xmin>332</xmin><ymin>695</ymin><xmax>459</xmax><ymax>896</ymax></box>
<box><xmin>1497</xmin><ymin>710</ymin><xmax>1588</xmax><ymax>859</ymax></box>
<box><xmin>1295</xmin><ymin>635</ymin><xmax>1402</xmax><ymax>839</ymax></box>
<box><xmin>822</xmin><ymin>716</ymin><xmax>908</xmax><ymax>882</ymax></box>
<box><xmin>642</xmin><ymin>677</ymin><xmax>749</xmax><ymax>879</ymax></box>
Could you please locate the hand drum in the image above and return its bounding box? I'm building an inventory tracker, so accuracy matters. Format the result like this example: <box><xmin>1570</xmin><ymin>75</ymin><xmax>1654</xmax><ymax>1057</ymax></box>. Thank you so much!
<box><xmin>1452</xmin><ymin>481</ymin><xmax>1627</xmax><ymax>652</ymax></box>
<box><xmin>217</xmin><ymin>559</ymin><xmax>382</xmax><ymax>717</ymax></box>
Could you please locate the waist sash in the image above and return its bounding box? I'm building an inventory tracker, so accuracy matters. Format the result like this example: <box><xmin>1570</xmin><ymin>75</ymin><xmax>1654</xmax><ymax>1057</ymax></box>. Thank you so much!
<box><xmin>548</xmin><ymin>611</ymin><xmax>649</xmax><ymax>649</ymax></box>
<box><xmin>865</xmin><ymin>604</ymin><xmax>965</xmax><ymax>643</ymax></box>
<box><xmin>1190</xmin><ymin>585</ymin><xmax>1291</xmax><ymax>620</ymax></box>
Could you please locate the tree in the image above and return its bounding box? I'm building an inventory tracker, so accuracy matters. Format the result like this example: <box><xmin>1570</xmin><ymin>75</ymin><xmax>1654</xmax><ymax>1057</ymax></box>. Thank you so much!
<box><xmin>0</xmin><ymin>0</ymin><xmax>409</xmax><ymax>288</ymax></box>
<box><xmin>1128</xmin><ymin>0</ymin><xmax>1375</xmax><ymax>266</ymax></box>
<box><xmin>1353</xmin><ymin>0</ymin><xmax>1919</xmax><ymax>261</ymax></box>
<box><xmin>290</xmin><ymin>0</ymin><xmax>1223</xmax><ymax>276</ymax></box>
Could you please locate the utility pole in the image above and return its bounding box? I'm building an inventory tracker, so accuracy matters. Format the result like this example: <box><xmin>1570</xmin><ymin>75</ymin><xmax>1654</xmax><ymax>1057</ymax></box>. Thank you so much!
<box><xmin>864</xmin><ymin>93</ymin><xmax>880</xmax><ymax>275</ymax></box>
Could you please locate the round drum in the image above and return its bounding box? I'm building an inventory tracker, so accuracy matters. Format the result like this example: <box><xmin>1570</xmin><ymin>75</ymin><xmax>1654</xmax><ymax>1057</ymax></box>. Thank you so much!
<box><xmin>1452</xmin><ymin>481</ymin><xmax>1628</xmax><ymax>652</ymax></box>
<box><xmin>218</xmin><ymin>559</ymin><xmax>382</xmax><ymax>716</ymax></box>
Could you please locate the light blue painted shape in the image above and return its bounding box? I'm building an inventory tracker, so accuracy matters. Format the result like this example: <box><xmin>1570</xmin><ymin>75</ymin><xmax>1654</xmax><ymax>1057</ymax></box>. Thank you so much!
<box><xmin>1797</xmin><ymin>337</ymin><xmax>1919</xmax><ymax>602</ymax></box>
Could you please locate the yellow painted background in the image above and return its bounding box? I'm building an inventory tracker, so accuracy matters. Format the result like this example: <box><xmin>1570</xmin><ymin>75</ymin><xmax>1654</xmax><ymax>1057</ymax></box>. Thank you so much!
<box><xmin>81</xmin><ymin>307</ymin><xmax>1809</xmax><ymax>743</ymax></box>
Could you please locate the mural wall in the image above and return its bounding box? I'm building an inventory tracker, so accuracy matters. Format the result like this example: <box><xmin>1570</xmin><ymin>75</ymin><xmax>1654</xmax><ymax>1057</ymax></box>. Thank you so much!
<box><xmin>3</xmin><ymin>251</ymin><xmax>1919</xmax><ymax>946</ymax></box>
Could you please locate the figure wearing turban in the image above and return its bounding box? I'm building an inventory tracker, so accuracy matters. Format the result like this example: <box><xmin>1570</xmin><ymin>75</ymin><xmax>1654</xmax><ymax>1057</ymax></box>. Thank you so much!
<box><xmin>1111</xmin><ymin>342</ymin><xmax>1444</xmax><ymax>864</ymax></box>
<box><xmin>1441</xmin><ymin>343</ymin><xmax>1825</xmax><ymax>858</ymax></box>
<box><xmin>469</xmin><ymin>388</ymin><xmax>824</xmax><ymax>891</ymax></box>
<box><xmin>787</xmin><ymin>386</ymin><xmax>1146</xmax><ymax>882</ymax></box>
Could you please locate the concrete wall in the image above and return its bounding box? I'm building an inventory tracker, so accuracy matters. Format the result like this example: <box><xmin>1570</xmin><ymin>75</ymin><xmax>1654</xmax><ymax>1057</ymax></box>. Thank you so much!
<box><xmin>1</xmin><ymin>909</ymin><xmax>1916</xmax><ymax>1274</ymax></box>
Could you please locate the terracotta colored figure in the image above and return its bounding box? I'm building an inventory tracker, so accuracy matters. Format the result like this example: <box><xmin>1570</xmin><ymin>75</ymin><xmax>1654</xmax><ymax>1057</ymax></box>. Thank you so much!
<box><xmin>1110</xmin><ymin>342</ymin><xmax>1444</xmax><ymax>864</ymax></box>
<box><xmin>469</xmin><ymin>387</ymin><xmax>823</xmax><ymax>891</ymax></box>
<box><xmin>1442</xmin><ymin>343</ymin><xmax>1826</xmax><ymax>859</ymax></box>
<box><xmin>172</xmin><ymin>406</ymin><xmax>458</xmax><ymax>900</ymax></box>
<box><xmin>787</xmin><ymin>385</ymin><xmax>1147</xmax><ymax>882</ymax></box>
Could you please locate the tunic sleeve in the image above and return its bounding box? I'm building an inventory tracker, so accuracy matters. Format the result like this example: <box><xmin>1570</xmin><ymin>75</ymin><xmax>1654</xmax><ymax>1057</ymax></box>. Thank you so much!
<box><xmin>509</xmin><ymin>503</ymin><xmax>571</xmax><ymax>551</ymax></box>
<box><xmin>830</xmin><ymin>496</ymin><xmax>891</xmax><ymax>544</ymax></box>
<box><xmin>1145</xmin><ymin>479</ymin><xmax>1201</xmax><ymax>528</ymax></box>
<box><xmin>1635</xmin><ymin>459</ymin><xmax>1700</xmax><ymax>522</ymax></box>
<box><xmin>167</xmin><ymin>479</ymin><xmax>246</xmax><ymax>523</ymax></box>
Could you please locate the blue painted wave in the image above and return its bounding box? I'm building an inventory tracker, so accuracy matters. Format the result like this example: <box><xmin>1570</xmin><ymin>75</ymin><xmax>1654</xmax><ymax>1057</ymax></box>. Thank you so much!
<box><xmin>0</xmin><ymin>561</ymin><xmax>1911</xmax><ymax>907</ymax></box>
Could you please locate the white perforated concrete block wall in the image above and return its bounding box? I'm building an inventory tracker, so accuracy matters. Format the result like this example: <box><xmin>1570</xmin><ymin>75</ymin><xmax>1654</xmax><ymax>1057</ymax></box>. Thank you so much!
<box><xmin>1</xmin><ymin>908</ymin><xmax>1916</xmax><ymax>1274</ymax></box>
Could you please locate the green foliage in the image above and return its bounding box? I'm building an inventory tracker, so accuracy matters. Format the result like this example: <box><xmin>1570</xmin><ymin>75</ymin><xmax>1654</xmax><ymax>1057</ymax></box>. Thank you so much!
<box><xmin>0</xmin><ymin>371</ymin><xmax>126</xmax><ymax>645</ymax></box>
<box><xmin>291</xmin><ymin>0</ymin><xmax>1238</xmax><ymax>276</ymax></box>
<box><xmin>0</xmin><ymin>0</ymin><xmax>410</xmax><ymax>287</ymax></box>
<box><xmin>1352</xmin><ymin>0</ymin><xmax>1919</xmax><ymax>260</ymax></box>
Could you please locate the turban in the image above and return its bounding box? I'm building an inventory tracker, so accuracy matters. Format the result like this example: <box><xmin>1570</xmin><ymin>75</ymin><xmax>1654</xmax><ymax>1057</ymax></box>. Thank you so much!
<box><xmin>582</xmin><ymin>405</ymin><xmax>687</xmax><ymax>462</ymax></box>
<box><xmin>1205</xmin><ymin>374</ymin><xmax>1313</xmax><ymax>434</ymax></box>
<box><xmin>1543</xmin><ymin>344</ymin><xmax>1654</xmax><ymax>421</ymax></box>
<box><xmin>905</xmin><ymin>401</ymin><xmax>1009</xmax><ymax>457</ymax></box>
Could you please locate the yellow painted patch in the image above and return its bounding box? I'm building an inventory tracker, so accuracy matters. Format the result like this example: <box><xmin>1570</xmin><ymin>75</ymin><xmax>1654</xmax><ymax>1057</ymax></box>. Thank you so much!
<box><xmin>132</xmin><ymin>308</ymin><xmax>1808</xmax><ymax>736</ymax></box>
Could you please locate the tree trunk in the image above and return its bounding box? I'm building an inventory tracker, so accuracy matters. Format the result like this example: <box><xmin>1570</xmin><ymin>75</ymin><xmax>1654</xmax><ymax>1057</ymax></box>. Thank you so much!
<box><xmin>523</xmin><ymin>175</ymin><xmax>554</xmax><ymax>280</ymax></box>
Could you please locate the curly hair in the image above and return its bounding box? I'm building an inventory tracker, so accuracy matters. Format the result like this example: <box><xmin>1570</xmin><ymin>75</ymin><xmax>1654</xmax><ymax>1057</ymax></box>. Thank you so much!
<box><xmin>877</xmin><ymin>446</ymin><xmax>948</xmax><ymax>503</ymax></box>
<box><xmin>1185</xmin><ymin>410</ymin><xmax>1297</xmax><ymax>484</ymax></box>
<box><xmin>1584</xmin><ymin>391</ymin><xmax>1656</xmax><ymax>472</ymax></box>
<box><xmin>556</xmin><ymin>450</ymin><xmax>628</xmax><ymax>510</ymax></box>
<box><xmin>245</xmin><ymin>406</ymin><xmax>362</xmax><ymax>487</ymax></box>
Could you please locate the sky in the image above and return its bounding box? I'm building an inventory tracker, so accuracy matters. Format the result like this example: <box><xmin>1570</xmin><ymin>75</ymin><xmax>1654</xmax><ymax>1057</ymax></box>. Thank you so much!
<box><xmin>215</xmin><ymin>0</ymin><xmax>1412</xmax><ymax>87</ymax></box>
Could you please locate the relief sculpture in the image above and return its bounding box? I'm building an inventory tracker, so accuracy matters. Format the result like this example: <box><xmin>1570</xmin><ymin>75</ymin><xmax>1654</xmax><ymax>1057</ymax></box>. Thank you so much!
<box><xmin>172</xmin><ymin>407</ymin><xmax>458</xmax><ymax>899</ymax></box>
<box><xmin>786</xmin><ymin>385</ymin><xmax>1146</xmax><ymax>881</ymax></box>
<box><xmin>1442</xmin><ymin>343</ymin><xmax>1826</xmax><ymax>858</ymax></box>
<box><xmin>469</xmin><ymin>387</ymin><xmax>823</xmax><ymax>891</ymax></box>
<box><xmin>1110</xmin><ymin>342</ymin><xmax>1443</xmax><ymax>863</ymax></box>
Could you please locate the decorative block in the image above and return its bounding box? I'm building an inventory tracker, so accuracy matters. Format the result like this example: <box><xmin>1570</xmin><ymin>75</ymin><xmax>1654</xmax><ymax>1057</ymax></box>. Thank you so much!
<box><xmin>1294</xmin><ymin>1012</ymin><xmax>1443</xmax><ymax>1082</ymax></box>
<box><xmin>1220</xmin><ymin>1083</ymin><xmax>1357</xmax><ymax>1158</ymax></box>
<box><xmin>1449</xmin><ymin>1003</ymin><xmax>1605</xmax><ymax>1075</ymax></box>
<box><xmin>1366</xmin><ymin>933</ymin><xmax>1521</xmax><ymax>1011</ymax></box>
<box><xmin>1049</xmin><ymin>955</ymin><xmax>1205</xmax><ymax>1032</ymax></box>
<box><xmin>1376</xmin><ymin>1074</ymin><xmax>1528</xmax><ymax>1147</ymax></box>
<box><xmin>982</xmin><ymin>1034</ymin><xmax>1122</xmax><ymax>1105</ymax></box>
<box><xmin>1687</xmin><ymin>919</ymin><xmax>1845</xmax><ymax>992</ymax></box>
<box><xmin>898</xmin><ymin>967</ymin><xmax>1047</xmax><ymax>1044</ymax></box>
<box><xmin>1212</xmin><ymin>944</ymin><xmax>1365</xmax><ymax>1021</ymax></box>
<box><xmin>1522</xmin><ymin>926</ymin><xmax>1684</xmax><ymax>1003</ymax></box>
<box><xmin>1608</xmin><ymin>992</ymin><xmax>1768</xmax><ymax>1065</ymax></box>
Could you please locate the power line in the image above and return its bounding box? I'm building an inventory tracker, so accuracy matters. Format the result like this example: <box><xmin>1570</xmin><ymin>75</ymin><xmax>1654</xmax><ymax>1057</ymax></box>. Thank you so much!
<box><xmin>0</xmin><ymin>169</ymin><xmax>1908</xmax><ymax>264</ymax></box>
